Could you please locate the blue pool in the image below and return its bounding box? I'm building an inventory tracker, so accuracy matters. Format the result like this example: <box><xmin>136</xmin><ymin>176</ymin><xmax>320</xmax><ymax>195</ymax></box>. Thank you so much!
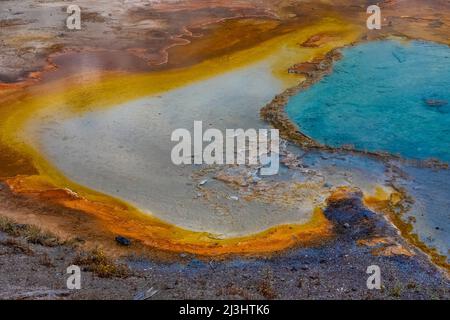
<box><xmin>286</xmin><ymin>40</ymin><xmax>450</xmax><ymax>162</ymax></box>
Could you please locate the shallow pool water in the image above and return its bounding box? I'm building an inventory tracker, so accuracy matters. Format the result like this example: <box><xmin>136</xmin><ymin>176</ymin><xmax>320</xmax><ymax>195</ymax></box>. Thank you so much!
<box><xmin>286</xmin><ymin>40</ymin><xmax>450</xmax><ymax>162</ymax></box>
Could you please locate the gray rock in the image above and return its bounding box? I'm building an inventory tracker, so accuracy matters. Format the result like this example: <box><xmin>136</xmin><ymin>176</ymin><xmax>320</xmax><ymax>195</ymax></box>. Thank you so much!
<box><xmin>115</xmin><ymin>236</ymin><xmax>131</xmax><ymax>246</ymax></box>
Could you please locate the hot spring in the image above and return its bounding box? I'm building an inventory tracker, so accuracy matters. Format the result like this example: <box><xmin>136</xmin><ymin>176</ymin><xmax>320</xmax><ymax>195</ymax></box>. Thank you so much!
<box><xmin>286</xmin><ymin>40</ymin><xmax>450</xmax><ymax>162</ymax></box>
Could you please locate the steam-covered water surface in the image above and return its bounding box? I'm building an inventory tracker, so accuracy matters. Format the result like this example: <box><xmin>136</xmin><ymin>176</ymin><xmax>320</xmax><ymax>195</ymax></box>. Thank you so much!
<box><xmin>28</xmin><ymin>62</ymin><xmax>311</xmax><ymax>237</ymax></box>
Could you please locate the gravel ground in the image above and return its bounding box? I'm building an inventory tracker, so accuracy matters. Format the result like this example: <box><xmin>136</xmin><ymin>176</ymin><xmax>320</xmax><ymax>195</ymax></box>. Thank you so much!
<box><xmin>1</xmin><ymin>188</ymin><xmax>448</xmax><ymax>300</ymax></box>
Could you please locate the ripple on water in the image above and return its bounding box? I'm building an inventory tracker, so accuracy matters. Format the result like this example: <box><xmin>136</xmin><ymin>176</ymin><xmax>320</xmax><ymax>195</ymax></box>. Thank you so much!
<box><xmin>286</xmin><ymin>40</ymin><xmax>450</xmax><ymax>162</ymax></box>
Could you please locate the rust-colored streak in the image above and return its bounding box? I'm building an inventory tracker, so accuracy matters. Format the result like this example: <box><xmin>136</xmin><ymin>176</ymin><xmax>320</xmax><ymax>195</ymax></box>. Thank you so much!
<box><xmin>5</xmin><ymin>175</ymin><xmax>333</xmax><ymax>256</ymax></box>
<box><xmin>364</xmin><ymin>187</ymin><xmax>450</xmax><ymax>271</ymax></box>
<box><xmin>0</xmin><ymin>16</ymin><xmax>363</xmax><ymax>256</ymax></box>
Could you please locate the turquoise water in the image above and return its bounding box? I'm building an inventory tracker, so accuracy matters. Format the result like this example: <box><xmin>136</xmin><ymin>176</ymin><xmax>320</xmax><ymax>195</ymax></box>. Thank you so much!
<box><xmin>286</xmin><ymin>40</ymin><xmax>450</xmax><ymax>162</ymax></box>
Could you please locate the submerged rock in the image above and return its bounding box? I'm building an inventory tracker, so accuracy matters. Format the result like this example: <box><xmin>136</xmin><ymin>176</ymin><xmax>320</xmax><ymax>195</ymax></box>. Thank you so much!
<box><xmin>424</xmin><ymin>99</ymin><xmax>448</xmax><ymax>107</ymax></box>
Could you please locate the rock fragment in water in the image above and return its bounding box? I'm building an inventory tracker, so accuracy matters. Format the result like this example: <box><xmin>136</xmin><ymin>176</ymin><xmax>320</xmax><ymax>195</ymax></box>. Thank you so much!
<box><xmin>424</xmin><ymin>99</ymin><xmax>448</xmax><ymax>107</ymax></box>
